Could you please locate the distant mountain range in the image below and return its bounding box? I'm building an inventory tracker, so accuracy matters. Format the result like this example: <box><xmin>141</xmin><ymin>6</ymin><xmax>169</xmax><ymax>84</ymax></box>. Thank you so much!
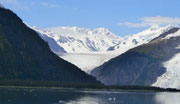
<box><xmin>33</xmin><ymin>24</ymin><xmax>174</xmax><ymax>73</ymax></box>
<box><xmin>91</xmin><ymin>27</ymin><xmax>180</xmax><ymax>88</ymax></box>
<box><xmin>45</xmin><ymin>26</ymin><xmax>122</xmax><ymax>53</ymax></box>
<box><xmin>33</xmin><ymin>23</ymin><xmax>180</xmax><ymax>89</ymax></box>
<box><xmin>2</xmin><ymin>3</ymin><xmax>180</xmax><ymax>89</ymax></box>
<box><xmin>0</xmin><ymin>5</ymin><xmax>100</xmax><ymax>84</ymax></box>
<box><xmin>33</xmin><ymin>26</ymin><xmax>122</xmax><ymax>72</ymax></box>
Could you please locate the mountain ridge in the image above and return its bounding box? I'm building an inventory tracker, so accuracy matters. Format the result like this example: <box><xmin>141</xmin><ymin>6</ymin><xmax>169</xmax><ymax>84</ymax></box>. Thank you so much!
<box><xmin>91</xmin><ymin>27</ymin><xmax>180</xmax><ymax>88</ymax></box>
<box><xmin>0</xmin><ymin>3</ymin><xmax>4</xmax><ymax>8</ymax></box>
<box><xmin>0</xmin><ymin>7</ymin><xmax>100</xmax><ymax>84</ymax></box>
<box><xmin>32</xmin><ymin>25</ymin><xmax>175</xmax><ymax>73</ymax></box>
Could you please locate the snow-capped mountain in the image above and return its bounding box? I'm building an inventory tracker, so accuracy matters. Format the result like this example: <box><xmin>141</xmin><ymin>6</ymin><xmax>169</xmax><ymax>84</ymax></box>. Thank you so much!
<box><xmin>91</xmin><ymin>27</ymin><xmax>180</xmax><ymax>89</ymax></box>
<box><xmin>43</xmin><ymin>26</ymin><xmax>123</xmax><ymax>53</ymax></box>
<box><xmin>33</xmin><ymin>25</ymin><xmax>174</xmax><ymax>73</ymax></box>
<box><xmin>152</xmin><ymin>30</ymin><xmax>180</xmax><ymax>88</ymax></box>
<box><xmin>108</xmin><ymin>25</ymin><xmax>174</xmax><ymax>53</ymax></box>
<box><xmin>33</xmin><ymin>27</ymin><xmax>66</xmax><ymax>54</ymax></box>
<box><xmin>33</xmin><ymin>26</ymin><xmax>122</xmax><ymax>72</ymax></box>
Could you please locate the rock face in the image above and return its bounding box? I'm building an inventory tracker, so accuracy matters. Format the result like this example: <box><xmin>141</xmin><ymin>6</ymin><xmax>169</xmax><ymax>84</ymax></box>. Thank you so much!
<box><xmin>0</xmin><ymin>7</ymin><xmax>100</xmax><ymax>84</ymax></box>
<box><xmin>91</xmin><ymin>28</ymin><xmax>180</xmax><ymax>87</ymax></box>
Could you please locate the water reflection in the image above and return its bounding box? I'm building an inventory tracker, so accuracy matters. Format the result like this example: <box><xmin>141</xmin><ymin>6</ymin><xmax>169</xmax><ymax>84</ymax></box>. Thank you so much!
<box><xmin>0</xmin><ymin>88</ymin><xmax>179</xmax><ymax>104</ymax></box>
<box><xmin>64</xmin><ymin>96</ymin><xmax>104</xmax><ymax>104</ymax></box>
<box><xmin>60</xmin><ymin>91</ymin><xmax>156</xmax><ymax>104</ymax></box>
<box><xmin>0</xmin><ymin>88</ymin><xmax>87</xmax><ymax>104</ymax></box>
<box><xmin>155</xmin><ymin>92</ymin><xmax>180</xmax><ymax>104</ymax></box>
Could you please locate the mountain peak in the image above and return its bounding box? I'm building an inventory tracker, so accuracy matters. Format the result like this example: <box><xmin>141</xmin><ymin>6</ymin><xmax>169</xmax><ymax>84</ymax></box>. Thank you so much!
<box><xmin>148</xmin><ymin>25</ymin><xmax>175</xmax><ymax>32</ymax></box>
<box><xmin>45</xmin><ymin>26</ymin><xmax>119</xmax><ymax>39</ymax></box>
<box><xmin>93</xmin><ymin>28</ymin><xmax>109</xmax><ymax>32</ymax></box>
<box><xmin>164</xmin><ymin>24</ymin><xmax>176</xmax><ymax>30</ymax></box>
<box><xmin>91</xmin><ymin>28</ymin><xmax>112</xmax><ymax>35</ymax></box>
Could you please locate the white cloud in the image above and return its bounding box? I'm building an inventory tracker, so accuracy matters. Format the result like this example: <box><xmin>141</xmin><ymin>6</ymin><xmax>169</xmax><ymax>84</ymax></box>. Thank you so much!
<box><xmin>40</xmin><ymin>2</ymin><xmax>59</xmax><ymax>8</ymax></box>
<box><xmin>118</xmin><ymin>16</ymin><xmax>180</xmax><ymax>28</ymax></box>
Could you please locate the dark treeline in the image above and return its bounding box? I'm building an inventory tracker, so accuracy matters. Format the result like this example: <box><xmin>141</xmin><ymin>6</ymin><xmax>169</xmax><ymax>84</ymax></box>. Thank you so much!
<box><xmin>0</xmin><ymin>80</ymin><xmax>179</xmax><ymax>92</ymax></box>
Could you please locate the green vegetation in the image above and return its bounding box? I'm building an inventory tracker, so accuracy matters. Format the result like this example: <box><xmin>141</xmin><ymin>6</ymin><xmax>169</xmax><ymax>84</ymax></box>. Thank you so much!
<box><xmin>132</xmin><ymin>28</ymin><xmax>180</xmax><ymax>59</ymax></box>
<box><xmin>0</xmin><ymin>7</ymin><xmax>100</xmax><ymax>84</ymax></box>
<box><xmin>0</xmin><ymin>80</ymin><xmax>179</xmax><ymax>92</ymax></box>
<box><xmin>132</xmin><ymin>42</ymin><xmax>170</xmax><ymax>59</ymax></box>
<box><xmin>92</xmin><ymin>28</ymin><xmax>180</xmax><ymax>86</ymax></box>
<box><xmin>0</xmin><ymin>80</ymin><xmax>103</xmax><ymax>89</ymax></box>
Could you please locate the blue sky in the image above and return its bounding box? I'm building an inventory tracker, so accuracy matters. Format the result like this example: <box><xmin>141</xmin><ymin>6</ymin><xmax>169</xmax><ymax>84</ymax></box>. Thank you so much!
<box><xmin>1</xmin><ymin>0</ymin><xmax>180</xmax><ymax>36</ymax></box>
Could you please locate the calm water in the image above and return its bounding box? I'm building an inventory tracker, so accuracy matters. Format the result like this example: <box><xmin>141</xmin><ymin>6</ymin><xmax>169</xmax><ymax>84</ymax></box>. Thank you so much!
<box><xmin>0</xmin><ymin>88</ymin><xmax>179</xmax><ymax>104</ymax></box>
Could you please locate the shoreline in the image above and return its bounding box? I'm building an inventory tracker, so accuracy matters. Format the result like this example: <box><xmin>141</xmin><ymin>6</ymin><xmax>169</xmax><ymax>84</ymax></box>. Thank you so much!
<box><xmin>0</xmin><ymin>85</ymin><xmax>179</xmax><ymax>93</ymax></box>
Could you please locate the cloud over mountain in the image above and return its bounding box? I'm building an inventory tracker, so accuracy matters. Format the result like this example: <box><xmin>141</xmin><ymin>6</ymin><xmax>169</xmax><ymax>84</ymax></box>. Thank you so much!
<box><xmin>118</xmin><ymin>16</ymin><xmax>180</xmax><ymax>28</ymax></box>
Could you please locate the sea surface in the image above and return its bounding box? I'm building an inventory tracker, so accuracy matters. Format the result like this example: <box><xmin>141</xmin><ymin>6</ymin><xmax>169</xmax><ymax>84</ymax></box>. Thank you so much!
<box><xmin>0</xmin><ymin>87</ymin><xmax>179</xmax><ymax>104</ymax></box>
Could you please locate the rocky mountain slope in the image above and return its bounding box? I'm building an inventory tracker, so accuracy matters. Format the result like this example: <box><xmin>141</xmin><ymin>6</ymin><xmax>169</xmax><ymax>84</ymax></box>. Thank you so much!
<box><xmin>0</xmin><ymin>6</ymin><xmax>100</xmax><ymax>84</ymax></box>
<box><xmin>91</xmin><ymin>27</ymin><xmax>180</xmax><ymax>88</ymax></box>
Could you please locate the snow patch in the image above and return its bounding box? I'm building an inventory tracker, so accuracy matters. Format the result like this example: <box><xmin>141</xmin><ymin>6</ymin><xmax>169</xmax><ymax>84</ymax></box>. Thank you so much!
<box><xmin>164</xmin><ymin>29</ymin><xmax>180</xmax><ymax>39</ymax></box>
<box><xmin>176</xmin><ymin>45</ymin><xmax>180</xmax><ymax>49</ymax></box>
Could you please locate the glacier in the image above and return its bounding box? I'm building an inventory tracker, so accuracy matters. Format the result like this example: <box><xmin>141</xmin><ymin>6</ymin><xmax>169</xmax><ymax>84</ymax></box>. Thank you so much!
<box><xmin>152</xmin><ymin>30</ymin><xmax>180</xmax><ymax>89</ymax></box>
<box><xmin>32</xmin><ymin>25</ymin><xmax>174</xmax><ymax>73</ymax></box>
<box><xmin>59</xmin><ymin>53</ymin><xmax>118</xmax><ymax>73</ymax></box>
<box><xmin>152</xmin><ymin>53</ymin><xmax>180</xmax><ymax>88</ymax></box>
<box><xmin>31</xmin><ymin>24</ymin><xmax>180</xmax><ymax>89</ymax></box>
